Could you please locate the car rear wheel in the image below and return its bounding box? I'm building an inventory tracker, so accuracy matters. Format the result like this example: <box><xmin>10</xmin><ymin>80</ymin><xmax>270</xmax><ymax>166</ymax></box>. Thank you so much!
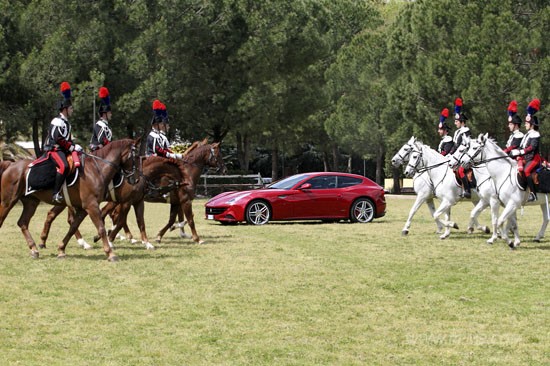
<box><xmin>245</xmin><ymin>200</ymin><xmax>271</xmax><ymax>225</ymax></box>
<box><xmin>350</xmin><ymin>198</ymin><xmax>375</xmax><ymax>223</ymax></box>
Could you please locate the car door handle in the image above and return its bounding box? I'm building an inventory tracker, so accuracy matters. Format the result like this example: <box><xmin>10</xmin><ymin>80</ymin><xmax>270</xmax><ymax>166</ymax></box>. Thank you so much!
<box><xmin>278</xmin><ymin>195</ymin><xmax>287</xmax><ymax>199</ymax></box>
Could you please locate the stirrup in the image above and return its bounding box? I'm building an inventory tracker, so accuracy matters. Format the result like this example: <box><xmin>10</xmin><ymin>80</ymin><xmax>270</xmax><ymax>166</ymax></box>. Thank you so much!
<box><xmin>528</xmin><ymin>192</ymin><xmax>537</xmax><ymax>202</ymax></box>
<box><xmin>52</xmin><ymin>193</ymin><xmax>64</xmax><ymax>204</ymax></box>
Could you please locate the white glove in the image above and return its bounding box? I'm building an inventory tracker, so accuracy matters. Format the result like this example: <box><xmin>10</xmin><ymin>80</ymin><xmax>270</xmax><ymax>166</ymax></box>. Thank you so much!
<box><xmin>510</xmin><ymin>149</ymin><xmax>521</xmax><ymax>157</ymax></box>
<box><xmin>167</xmin><ymin>152</ymin><xmax>182</xmax><ymax>159</ymax></box>
<box><xmin>74</xmin><ymin>144</ymin><xmax>83</xmax><ymax>152</ymax></box>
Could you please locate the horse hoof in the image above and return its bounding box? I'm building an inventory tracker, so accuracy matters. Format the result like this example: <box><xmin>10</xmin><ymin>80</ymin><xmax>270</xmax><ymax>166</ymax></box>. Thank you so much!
<box><xmin>484</xmin><ymin>227</ymin><xmax>490</xmax><ymax>234</ymax></box>
<box><xmin>453</xmin><ymin>223</ymin><xmax>459</xmax><ymax>230</ymax></box>
<box><xmin>155</xmin><ymin>237</ymin><xmax>162</xmax><ymax>244</ymax></box>
<box><xmin>486</xmin><ymin>240</ymin><xmax>494</xmax><ymax>245</ymax></box>
<box><xmin>198</xmin><ymin>240</ymin><xmax>206</xmax><ymax>245</ymax></box>
<box><xmin>401</xmin><ymin>230</ymin><xmax>409</xmax><ymax>236</ymax></box>
<box><xmin>30</xmin><ymin>250</ymin><xmax>40</xmax><ymax>259</ymax></box>
<box><xmin>144</xmin><ymin>242</ymin><xmax>155</xmax><ymax>250</ymax></box>
<box><xmin>130</xmin><ymin>238</ymin><xmax>138</xmax><ymax>244</ymax></box>
<box><xmin>57</xmin><ymin>254</ymin><xmax>66</xmax><ymax>260</ymax></box>
<box><xmin>108</xmin><ymin>255</ymin><xmax>119</xmax><ymax>262</ymax></box>
<box><xmin>467</xmin><ymin>227</ymin><xmax>474</xmax><ymax>234</ymax></box>
<box><xmin>93</xmin><ymin>235</ymin><xmax>100</xmax><ymax>243</ymax></box>
<box><xmin>38</xmin><ymin>243</ymin><xmax>46</xmax><ymax>249</ymax></box>
<box><xmin>533</xmin><ymin>238</ymin><xmax>541</xmax><ymax>243</ymax></box>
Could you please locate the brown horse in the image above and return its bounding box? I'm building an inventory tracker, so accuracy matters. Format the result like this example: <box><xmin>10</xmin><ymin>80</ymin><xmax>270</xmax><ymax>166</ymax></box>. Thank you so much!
<box><xmin>107</xmin><ymin>141</ymin><xmax>226</xmax><ymax>245</ymax></box>
<box><xmin>0</xmin><ymin>138</ymin><xmax>139</xmax><ymax>261</ymax></box>
<box><xmin>38</xmin><ymin>150</ymin><xmax>194</xmax><ymax>250</ymax></box>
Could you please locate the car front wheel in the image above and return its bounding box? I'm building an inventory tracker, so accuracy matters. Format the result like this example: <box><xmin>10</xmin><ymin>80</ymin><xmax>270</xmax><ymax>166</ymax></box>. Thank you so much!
<box><xmin>245</xmin><ymin>200</ymin><xmax>271</xmax><ymax>225</ymax></box>
<box><xmin>350</xmin><ymin>198</ymin><xmax>375</xmax><ymax>223</ymax></box>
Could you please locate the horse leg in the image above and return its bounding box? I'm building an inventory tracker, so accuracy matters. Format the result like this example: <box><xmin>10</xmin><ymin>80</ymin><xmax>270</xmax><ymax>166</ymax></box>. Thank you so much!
<box><xmin>57</xmin><ymin>208</ymin><xmax>89</xmax><ymax>259</ymax></box>
<box><xmin>468</xmin><ymin>200</ymin><xmax>490</xmax><ymax>234</ymax></box>
<box><xmin>156</xmin><ymin>203</ymin><xmax>179</xmax><ymax>243</ymax></box>
<box><xmin>133</xmin><ymin>200</ymin><xmax>154</xmax><ymax>250</ymax></box>
<box><xmin>176</xmin><ymin>206</ymin><xmax>190</xmax><ymax>238</ymax></box>
<box><xmin>486</xmin><ymin>197</ymin><xmax>500</xmax><ymax>245</ymax></box>
<box><xmin>402</xmin><ymin>194</ymin><xmax>429</xmax><ymax>236</ymax></box>
<box><xmin>433</xmin><ymin>201</ymin><xmax>458</xmax><ymax>240</ymax></box>
<box><xmin>534</xmin><ymin>200</ymin><xmax>549</xmax><ymax>242</ymax></box>
<box><xmin>66</xmin><ymin>206</ymin><xmax>93</xmax><ymax>250</ymax></box>
<box><xmin>426</xmin><ymin>198</ymin><xmax>443</xmax><ymax>233</ymax></box>
<box><xmin>38</xmin><ymin>204</ymin><xmax>66</xmax><ymax>249</ymax></box>
<box><xmin>17</xmin><ymin>199</ymin><xmax>41</xmax><ymax>259</ymax></box>
<box><xmin>182</xmin><ymin>200</ymin><xmax>201</xmax><ymax>243</ymax></box>
<box><xmin>86</xmin><ymin>203</ymin><xmax>118</xmax><ymax>261</ymax></box>
<box><xmin>496</xmin><ymin>203</ymin><xmax>519</xmax><ymax>249</ymax></box>
<box><xmin>106</xmin><ymin>202</ymin><xmax>135</xmax><ymax>249</ymax></box>
<box><xmin>94</xmin><ymin>201</ymin><xmax>117</xmax><ymax>243</ymax></box>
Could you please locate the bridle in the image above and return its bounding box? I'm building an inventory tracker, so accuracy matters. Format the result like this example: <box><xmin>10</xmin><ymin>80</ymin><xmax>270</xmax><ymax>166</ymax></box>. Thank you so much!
<box><xmin>82</xmin><ymin>143</ymin><xmax>140</xmax><ymax>185</ymax></box>
<box><xmin>121</xmin><ymin>144</ymin><xmax>139</xmax><ymax>185</ymax></box>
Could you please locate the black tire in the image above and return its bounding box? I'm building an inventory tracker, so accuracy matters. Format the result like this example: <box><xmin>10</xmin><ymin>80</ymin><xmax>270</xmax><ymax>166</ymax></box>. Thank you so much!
<box><xmin>350</xmin><ymin>198</ymin><xmax>375</xmax><ymax>223</ymax></box>
<box><xmin>245</xmin><ymin>200</ymin><xmax>271</xmax><ymax>225</ymax></box>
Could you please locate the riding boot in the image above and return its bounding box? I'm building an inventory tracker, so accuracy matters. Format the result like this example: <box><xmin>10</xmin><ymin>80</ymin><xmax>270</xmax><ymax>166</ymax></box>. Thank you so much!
<box><xmin>461</xmin><ymin>176</ymin><xmax>471</xmax><ymax>199</ymax></box>
<box><xmin>527</xmin><ymin>175</ymin><xmax>537</xmax><ymax>202</ymax></box>
<box><xmin>52</xmin><ymin>173</ymin><xmax>65</xmax><ymax>203</ymax></box>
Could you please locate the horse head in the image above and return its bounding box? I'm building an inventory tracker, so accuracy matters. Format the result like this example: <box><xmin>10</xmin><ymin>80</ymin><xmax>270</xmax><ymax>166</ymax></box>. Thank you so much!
<box><xmin>404</xmin><ymin>146</ymin><xmax>423</xmax><ymax>178</ymax></box>
<box><xmin>448</xmin><ymin>136</ymin><xmax>471</xmax><ymax>170</ymax></box>
<box><xmin>392</xmin><ymin>136</ymin><xmax>417</xmax><ymax>168</ymax></box>
<box><xmin>207</xmin><ymin>142</ymin><xmax>227</xmax><ymax>174</ymax></box>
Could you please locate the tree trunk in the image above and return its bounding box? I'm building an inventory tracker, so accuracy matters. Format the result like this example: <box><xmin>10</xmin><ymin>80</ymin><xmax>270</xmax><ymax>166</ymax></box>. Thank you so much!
<box><xmin>236</xmin><ymin>132</ymin><xmax>250</xmax><ymax>171</ymax></box>
<box><xmin>271</xmin><ymin>144</ymin><xmax>279</xmax><ymax>181</ymax></box>
<box><xmin>392</xmin><ymin>167</ymin><xmax>401</xmax><ymax>194</ymax></box>
<box><xmin>375</xmin><ymin>144</ymin><xmax>385</xmax><ymax>185</ymax></box>
<box><xmin>32</xmin><ymin>118</ymin><xmax>42</xmax><ymax>157</ymax></box>
<box><xmin>332</xmin><ymin>143</ymin><xmax>339</xmax><ymax>171</ymax></box>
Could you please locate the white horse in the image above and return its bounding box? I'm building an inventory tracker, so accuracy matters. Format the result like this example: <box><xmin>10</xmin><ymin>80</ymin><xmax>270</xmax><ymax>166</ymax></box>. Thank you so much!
<box><xmin>448</xmin><ymin>137</ymin><xmax>519</xmax><ymax>245</ymax></box>
<box><xmin>391</xmin><ymin>137</ymin><xmax>488</xmax><ymax>236</ymax></box>
<box><xmin>403</xmin><ymin>142</ymin><xmax>461</xmax><ymax>239</ymax></box>
<box><xmin>460</xmin><ymin>134</ymin><xmax>550</xmax><ymax>248</ymax></box>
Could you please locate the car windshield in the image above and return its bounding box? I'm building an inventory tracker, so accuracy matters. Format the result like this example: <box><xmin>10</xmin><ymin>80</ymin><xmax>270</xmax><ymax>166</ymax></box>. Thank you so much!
<box><xmin>268</xmin><ymin>174</ymin><xmax>311</xmax><ymax>190</ymax></box>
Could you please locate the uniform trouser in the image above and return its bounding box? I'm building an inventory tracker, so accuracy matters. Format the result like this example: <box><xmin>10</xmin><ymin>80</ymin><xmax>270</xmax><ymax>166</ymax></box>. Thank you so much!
<box><xmin>49</xmin><ymin>151</ymin><xmax>69</xmax><ymax>194</ymax></box>
<box><xmin>525</xmin><ymin>155</ymin><xmax>542</xmax><ymax>194</ymax></box>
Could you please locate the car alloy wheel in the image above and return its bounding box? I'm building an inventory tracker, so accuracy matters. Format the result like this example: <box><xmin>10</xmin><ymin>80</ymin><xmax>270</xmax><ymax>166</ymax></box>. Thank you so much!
<box><xmin>350</xmin><ymin>198</ymin><xmax>375</xmax><ymax>223</ymax></box>
<box><xmin>246</xmin><ymin>200</ymin><xmax>271</xmax><ymax>225</ymax></box>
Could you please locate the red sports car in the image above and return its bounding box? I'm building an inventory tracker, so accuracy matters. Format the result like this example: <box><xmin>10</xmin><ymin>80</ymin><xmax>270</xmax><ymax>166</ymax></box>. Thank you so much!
<box><xmin>205</xmin><ymin>172</ymin><xmax>386</xmax><ymax>225</ymax></box>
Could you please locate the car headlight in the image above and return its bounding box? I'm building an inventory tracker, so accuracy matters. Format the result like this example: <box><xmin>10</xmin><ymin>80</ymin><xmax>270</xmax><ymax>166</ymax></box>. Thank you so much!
<box><xmin>227</xmin><ymin>193</ymin><xmax>251</xmax><ymax>205</ymax></box>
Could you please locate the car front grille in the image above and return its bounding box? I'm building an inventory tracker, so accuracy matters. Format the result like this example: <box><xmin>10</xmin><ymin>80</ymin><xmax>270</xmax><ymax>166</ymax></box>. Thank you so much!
<box><xmin>206</xmin><ymin>207</ymin><xmax>226</xmax><ymax>215</ymax></box>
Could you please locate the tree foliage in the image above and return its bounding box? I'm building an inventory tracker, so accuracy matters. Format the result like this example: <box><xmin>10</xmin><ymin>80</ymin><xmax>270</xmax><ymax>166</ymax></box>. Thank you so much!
<box><xmin>0</xmin><ymin>0</ymin><xmax>547</xmax><ymax>183</ymax></box>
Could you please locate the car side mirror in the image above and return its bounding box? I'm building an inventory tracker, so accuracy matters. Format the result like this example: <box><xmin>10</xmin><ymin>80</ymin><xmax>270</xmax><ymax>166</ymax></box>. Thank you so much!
<box><xmin>299</xmin><ymin>183</ymin><xmax>312</xmax><ymax>190</ymax></box>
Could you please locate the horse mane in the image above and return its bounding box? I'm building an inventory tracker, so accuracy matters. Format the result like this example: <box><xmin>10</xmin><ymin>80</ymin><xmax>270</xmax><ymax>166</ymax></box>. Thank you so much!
<box><xmin>418</xmin><ymin>141</ymin><xmax>447</xmax><ymax>163</ymax></box>
<box><xmin>484</xmin><ymin>137</ymin><xmax>508</xmax><ymax>156</ymax></box>
<box><xmin>182</xmin><ymin>141</ymin><xmax>199</xmax><ymax>156</ymax></box>
<box><xmin>92</xmin><ymin>139</ymin><xmax>133</xmax><ymax>159</ymax></box>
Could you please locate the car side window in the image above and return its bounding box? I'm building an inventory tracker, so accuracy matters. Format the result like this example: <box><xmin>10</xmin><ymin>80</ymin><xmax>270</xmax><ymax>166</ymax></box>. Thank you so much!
<box><xmin>337</xmin><ymin>176</ymin><xmax>362</xmax><ymax>188</ymax></box>
<box><xmin>306</xmin><ymin>176</ymin><xmax>337</xmax><ymax>189</ymax></box>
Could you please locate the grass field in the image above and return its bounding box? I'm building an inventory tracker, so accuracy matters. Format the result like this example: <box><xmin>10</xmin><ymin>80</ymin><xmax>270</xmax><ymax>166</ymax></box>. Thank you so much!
<box><xmin>0</xmin><ymin>196</ymin><xmax>548</xmax><ymax>365</ymax></box>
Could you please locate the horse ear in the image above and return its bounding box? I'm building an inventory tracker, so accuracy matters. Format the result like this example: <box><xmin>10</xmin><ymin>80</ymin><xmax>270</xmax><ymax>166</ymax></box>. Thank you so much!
<box><xmin>408</xmin><ymin>136</ymin><xmax>415</xmax><ymax>144</ymax></box>
<box><xmin>202</xmin><ymin>137</ymin><xmax>209</xmax><ymax>145</ymax></box>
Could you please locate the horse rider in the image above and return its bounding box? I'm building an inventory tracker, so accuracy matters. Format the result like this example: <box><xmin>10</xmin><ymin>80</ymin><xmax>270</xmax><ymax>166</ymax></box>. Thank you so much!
<box><xmin>449</xmin><ymin>97</ymin><xmax>473</xmax><ymax>198</ymax></box>
<box><xmin>502</xmin><ymin>100</ymin><xmax>523</xmax><ymax>154</ymax></box>
<box><xmin>510</xmin><ymin>98</ymin><xmax>541</xmax><ymax>202</ymax></box>
<box><xmin>437</xmin><ymin>108</ymin><xmax>453</xmax><ymax>156</ymax></box>
<box><xmin>43</xmin><ymin>82</ymin><xmax>83</xmax><ymax>204</ymax></box>
<box><xmin>146</xmin><ymin>100</ymin><xmax>182</xmax><ymax>159</ymax></box>
<box><xmin>89</xmin><ymin>86</ymin><xmax>113</xmax><ymax>151</ymax></box>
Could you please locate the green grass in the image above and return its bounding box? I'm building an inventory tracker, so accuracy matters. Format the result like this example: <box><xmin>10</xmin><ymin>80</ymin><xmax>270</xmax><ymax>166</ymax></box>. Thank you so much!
<box><xmin>0</xmin><ymin>197</ymin><xmax>548</xmax><ymax>365</ymax></box>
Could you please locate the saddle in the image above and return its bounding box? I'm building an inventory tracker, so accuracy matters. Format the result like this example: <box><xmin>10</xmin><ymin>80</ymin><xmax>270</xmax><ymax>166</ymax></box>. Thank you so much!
<box><xmin>25</xmin><ymin>153</ymin><xmax>81</xmax><ymax>195</ymax></box>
